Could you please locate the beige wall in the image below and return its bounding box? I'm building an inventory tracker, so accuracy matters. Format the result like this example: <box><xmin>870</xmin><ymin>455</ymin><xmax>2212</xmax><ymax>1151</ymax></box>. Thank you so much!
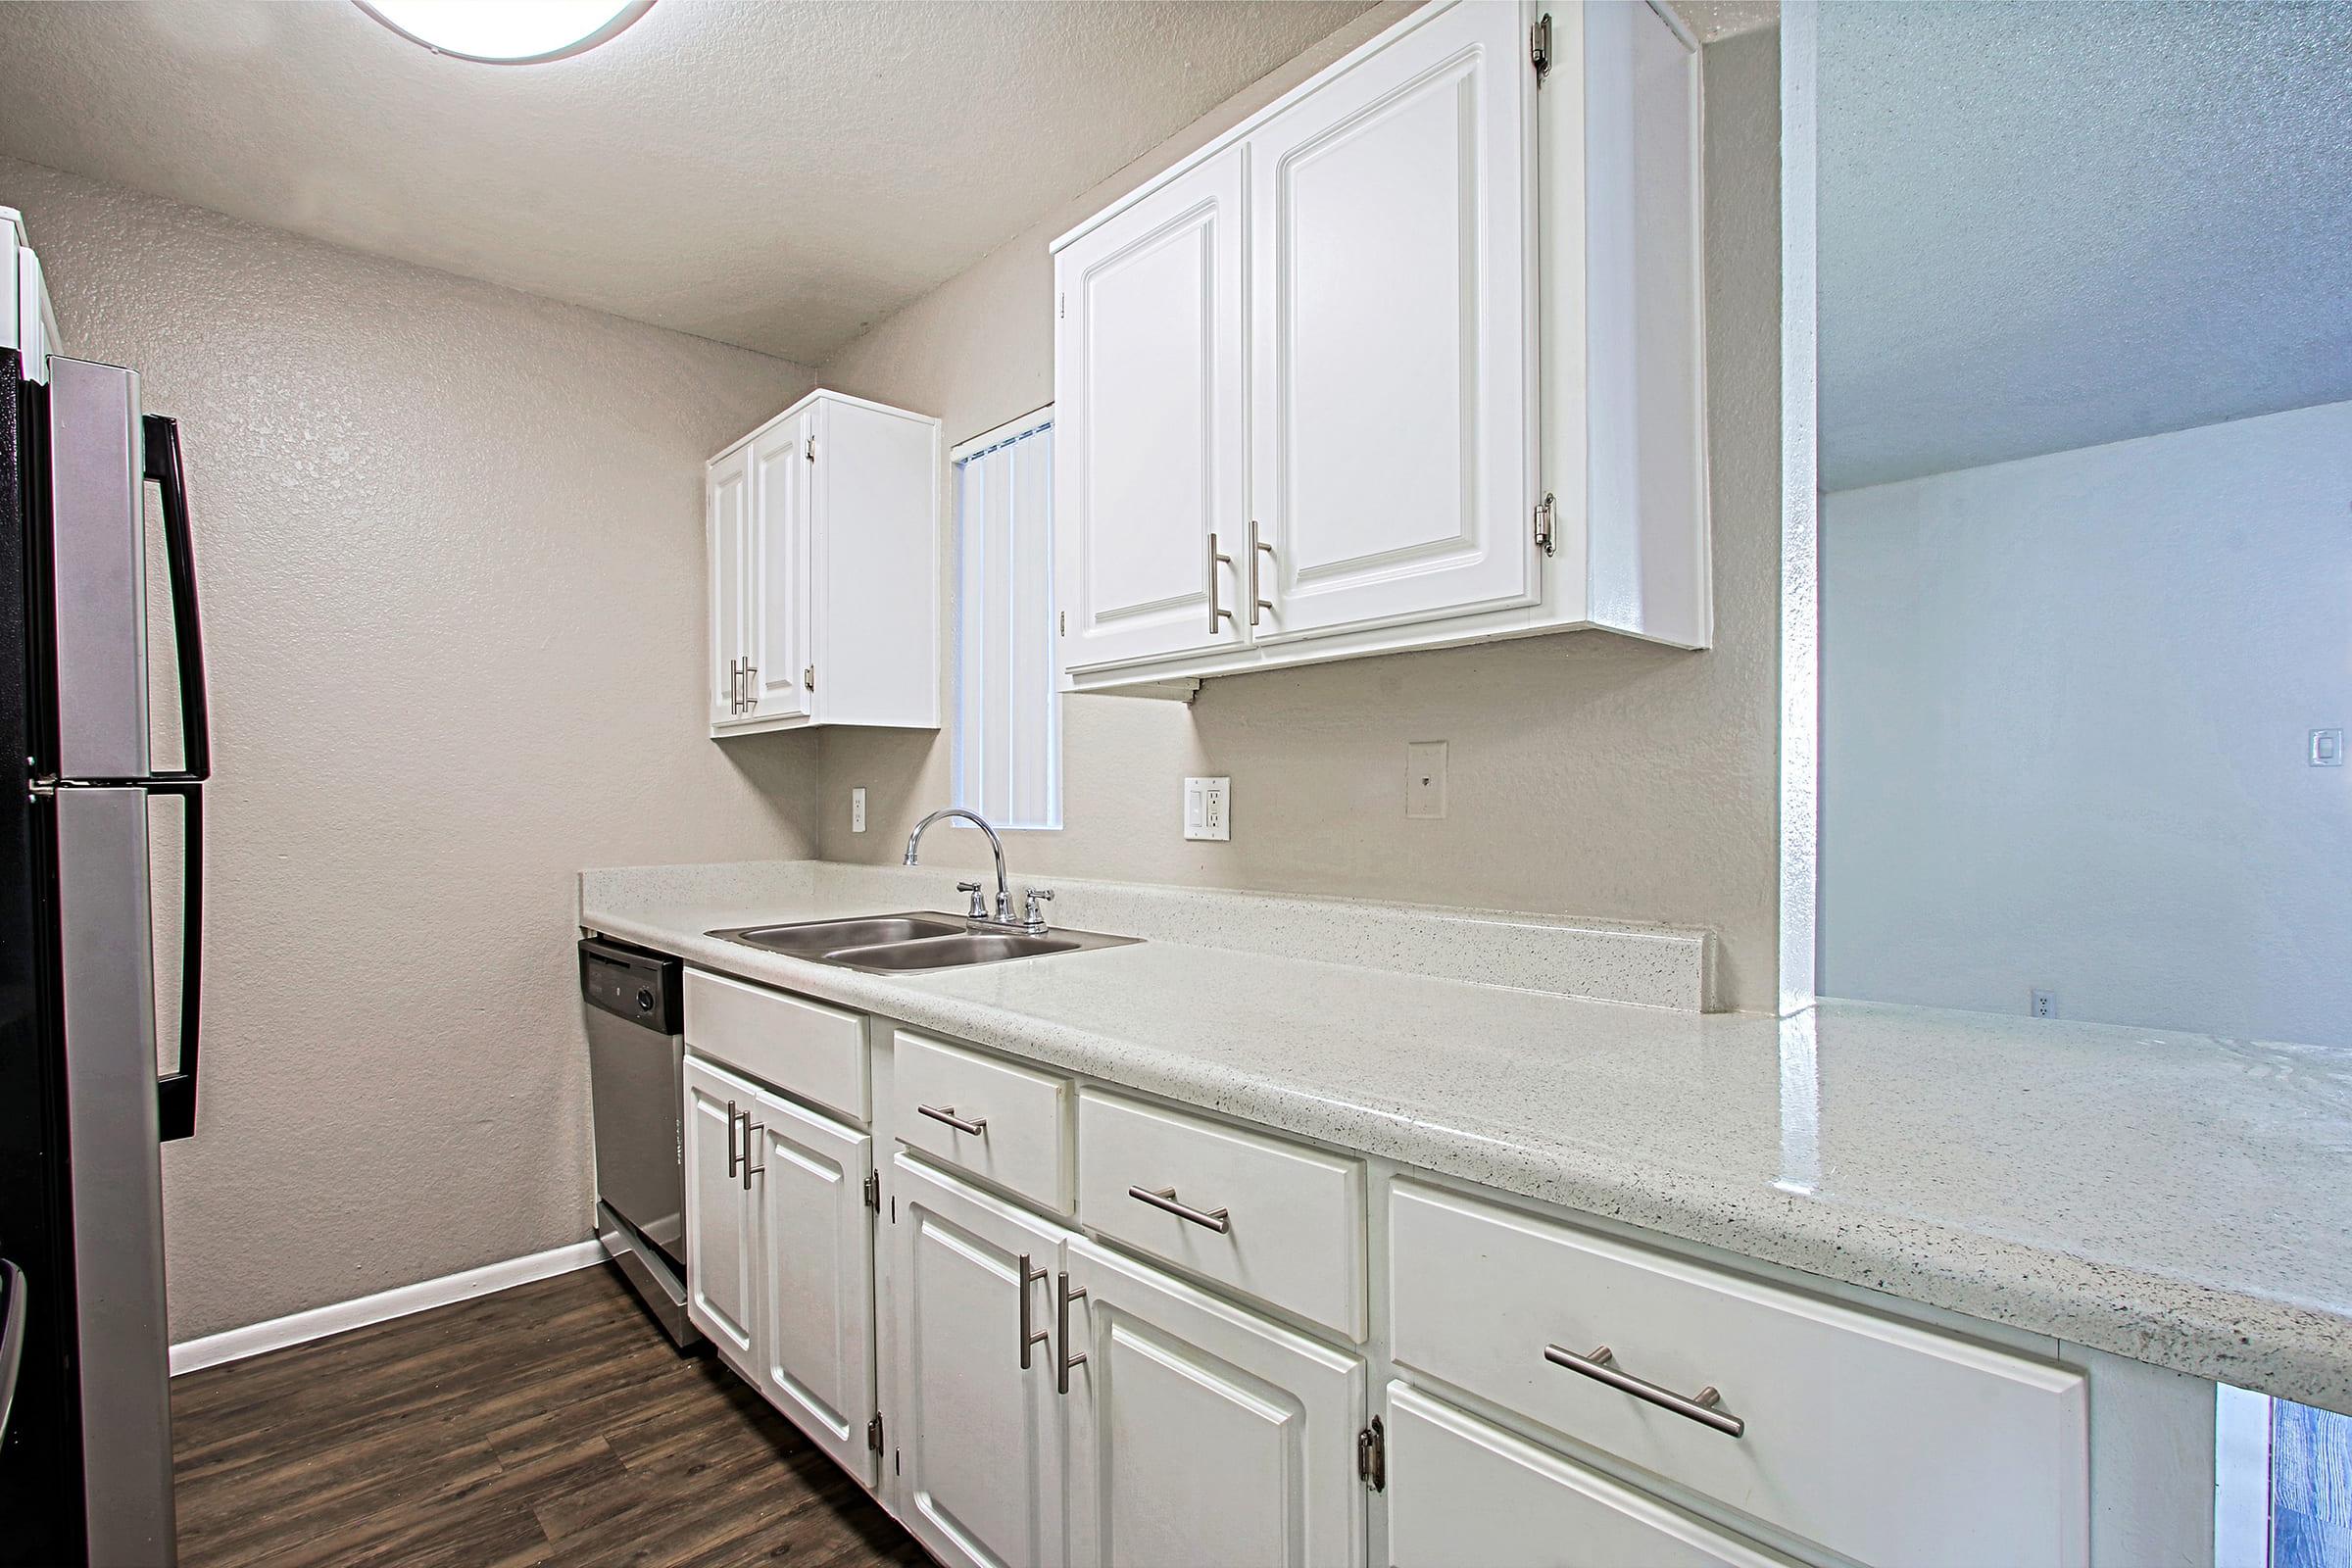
<box><xmin>816</xmin><ymin>21</ymin><xmax>1785</xmax><ymax>1009</ymax></box>
<box><xmin>0</xmin><ymin>157</ymin><xmax>823</xmax><ymax>1339</ymax></box>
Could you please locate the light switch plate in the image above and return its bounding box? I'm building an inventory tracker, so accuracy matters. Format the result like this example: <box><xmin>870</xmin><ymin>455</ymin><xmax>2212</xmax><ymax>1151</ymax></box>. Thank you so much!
<box><xmin>2313</xmin><ymin>729</ymin><xmax>2344</xmax><ymax>767</ymax></box>
<box><xmin>851</xmin><ymin>787</ymin><xmax>867</xmax><ymax>833</ymax></box>
<box><xmin>1184</xmin><ymin>777</ymin><xmax>1231</xmax><ymax>841</ymax></box>
<box><xmin>1407</xmin><ymin>742</ymin><xmax>1448</xmax><ymax>819</ymax></box>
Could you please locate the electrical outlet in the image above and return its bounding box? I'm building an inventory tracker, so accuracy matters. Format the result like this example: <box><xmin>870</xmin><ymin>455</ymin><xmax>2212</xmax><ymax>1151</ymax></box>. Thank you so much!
<box><xmin>2313</xmin><ymin>728</ymin><xmax>2344</xmax><ymax>767</ymax></box>
<box><xmin>1406</xmin><ymin>742</ymin><xmax>1448</xmax><ymax>819</ymax></box>
<box><xmin>1184</xmin><ymin>777</ymin><xmax>1231</xmax><ymax>842</ymax></box>
<box><xmin>2031</xmin><ymin>989</ymin><xmax>2057</xmax><ymax>1019</ymax></box>
<box><xmin>851</xmin><ymin>788</ymin><xmax>867</xmax><ymax>833</ymax></box>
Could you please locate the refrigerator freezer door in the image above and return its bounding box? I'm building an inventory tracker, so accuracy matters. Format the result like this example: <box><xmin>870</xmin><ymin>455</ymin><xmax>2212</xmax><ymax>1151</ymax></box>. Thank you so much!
<box><xmin>46</xmin><ymin>356</ymin><xmax>150</xmax><ymax>782</ymax></box>
<box><xmin>54</xmin><ymin>785</ymin><xmax>176</xmax><ymax>1565</ymax></box>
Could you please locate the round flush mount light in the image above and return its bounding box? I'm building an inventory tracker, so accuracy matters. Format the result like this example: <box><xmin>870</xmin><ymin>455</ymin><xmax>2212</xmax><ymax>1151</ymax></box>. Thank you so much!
<box><xmin>355</xmin><ymin>0</ymin><xmax>654</xmax><ymax>64</ymax></box>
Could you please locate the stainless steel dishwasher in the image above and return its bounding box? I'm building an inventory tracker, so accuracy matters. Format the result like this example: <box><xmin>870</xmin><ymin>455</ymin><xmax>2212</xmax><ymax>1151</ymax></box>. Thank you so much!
<box><xmin>579</xmin><ymin>935</ymin><xmax>701</xmax><ymax>1348</ymax></box>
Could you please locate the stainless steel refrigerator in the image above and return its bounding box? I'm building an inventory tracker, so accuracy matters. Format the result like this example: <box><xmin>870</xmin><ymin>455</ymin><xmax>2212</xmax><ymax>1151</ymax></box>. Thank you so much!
<box><xmin>0</xmin><ymin>338</ymin><xmax>209</xmax><ymax>1564</ymax></box>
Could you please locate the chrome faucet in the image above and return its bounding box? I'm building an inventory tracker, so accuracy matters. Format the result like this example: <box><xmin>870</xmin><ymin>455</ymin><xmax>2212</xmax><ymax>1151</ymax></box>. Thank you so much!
<box><xmin>904</xmin><ymin>808</ymin><xmax>1015</xmax><ymax>926</ymax></box>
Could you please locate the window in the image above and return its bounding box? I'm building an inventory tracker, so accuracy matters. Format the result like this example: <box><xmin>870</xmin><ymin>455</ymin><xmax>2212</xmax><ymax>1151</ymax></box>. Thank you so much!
<box><xmin>951</xmin><ymin>408</ymin><xmax>1059</xmax><ymax>829</ymax></box>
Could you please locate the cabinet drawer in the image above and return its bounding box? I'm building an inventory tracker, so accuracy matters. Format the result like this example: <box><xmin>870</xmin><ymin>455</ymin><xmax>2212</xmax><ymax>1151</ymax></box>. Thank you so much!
<box><xmin>1389</xmin><ymin>1180</ymin><xmax>2087</xmax><ymax>1568</ymax></box>
<box><xmin>1386</xmin><ymin>1383</ymin><xmax>1797</xmax><ymax>1568</ymax></box>
<box><xmin>889</xmin><ymin>1029</ymin><xmax>1071</xmax><ymax>1212</ymax></box>
<box><xmin>684</xmin><ymin>967</ymin><xmax>867</xmax><ymax>1124</ymax></box>
<box><xmin>1075</xmin><ymin>1090</ymin><xmax>1364</xmax><ymax>1339</ymax></box>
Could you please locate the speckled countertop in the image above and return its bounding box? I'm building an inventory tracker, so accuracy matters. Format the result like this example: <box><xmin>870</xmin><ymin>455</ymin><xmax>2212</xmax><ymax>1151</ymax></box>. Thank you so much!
<box><xmin>582</xmin><ymin>860</ymin><xmax>2352</xmax><ymax>1414</ymax></box>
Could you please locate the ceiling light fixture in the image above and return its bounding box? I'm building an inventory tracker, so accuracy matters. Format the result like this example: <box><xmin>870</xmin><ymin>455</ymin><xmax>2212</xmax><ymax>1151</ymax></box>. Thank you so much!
<box><xmin>354</xmin><ymin>0</ymin><xmax>654</xmax><ymax>64</ymax></box>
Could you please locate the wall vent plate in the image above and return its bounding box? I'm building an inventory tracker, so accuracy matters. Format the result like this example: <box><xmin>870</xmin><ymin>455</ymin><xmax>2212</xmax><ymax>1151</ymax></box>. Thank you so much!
<box><xmin>1184</xmin><ymin>777</ymin><xmax>1231</xmax><ymax>841</ymax></box>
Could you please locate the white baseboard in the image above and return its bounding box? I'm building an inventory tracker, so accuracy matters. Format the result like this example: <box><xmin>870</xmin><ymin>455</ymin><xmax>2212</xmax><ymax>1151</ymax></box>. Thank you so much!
<box><xmin>169</xmin><ymin>1239</ymin><xmax>606</xmax><ymax>1377</ymax></box>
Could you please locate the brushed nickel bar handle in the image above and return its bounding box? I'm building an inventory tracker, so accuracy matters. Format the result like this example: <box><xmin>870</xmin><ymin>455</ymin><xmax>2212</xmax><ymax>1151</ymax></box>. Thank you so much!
<box><xmin>1017</xmin><ymin>1253</ymin><xmax>1050</xmax><ymax>1370</ymax></box>
<box><xmin>1128</xmin><ymin>1185</ymin><xmax>1229</xmax><ymax>1234</ymax></box>
<box><xmin>1057</xmin><ymin>1269</ymin><xmax>1088</xmax><ymax>1395</ymax></box>
<box><xmin>1249</xmin><ymin>519</ymin><xmax>1274</xmax><ymax>625</ymax></box>
<box><xmin>1207</xmin><ymin>532</ymin><xmax>1235</xmax><ymax>633</ymax></box>
<box><xmin>727</xmin><ymin>658</ymin><xmax>740</xmax><ymax>713</ymax></box>
<box><xmin>743</xmin><ymin>663</ymin><xmax>758</xmax><ymax>709</ymax></box>
<box><xmin>918</xmin><ymin>1103</ymin><xmax>987</xmax><ymax>1136</ymax></box>
<box><xmin>1544</xmin><ymin>1344</ymin><xmax>1744</xmax><ymax>1439</ymax></box>
<box><xmin>741</xmin><ymin>1118</ymin><xmax>763</xmax><ymax>1192</ymax></box>
<box><xmin>726</xmin><ymin>1098</ymin><xmax>741</xmax><ymax>1176</ymax></box>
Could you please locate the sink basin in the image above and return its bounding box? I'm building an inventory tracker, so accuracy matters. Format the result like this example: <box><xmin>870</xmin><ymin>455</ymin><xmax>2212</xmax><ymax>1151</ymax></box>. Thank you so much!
<box><xmin>707</xmin><ymin>911</ymin><xmax>1138</xmax><ymax>973</ymax></box>
<box><xmin>827</xmin><ymin>932</ymin><xmax>1082</xmax><ymax>970</ymax></box>
<box><xmin>722</xmin><ymin>914</ymin><xmax>963</xmax><ymax>959</ymax></box>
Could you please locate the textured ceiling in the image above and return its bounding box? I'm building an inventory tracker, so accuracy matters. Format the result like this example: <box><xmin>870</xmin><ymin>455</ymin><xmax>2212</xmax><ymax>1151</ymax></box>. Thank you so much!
<box><xmin>0</xmin><ymin>0</ymin><xmax>1369</xmax><ymax>364</ymax></box>
<box><xmin>1820</xmin><ymin>1</ymin><xmax>2352</xmax><ymax>490</ymax></box>
<box><xmin>1666</xmin><ymin>1</ymin><xmax>1780</xmax><ymax>44</ymax></box>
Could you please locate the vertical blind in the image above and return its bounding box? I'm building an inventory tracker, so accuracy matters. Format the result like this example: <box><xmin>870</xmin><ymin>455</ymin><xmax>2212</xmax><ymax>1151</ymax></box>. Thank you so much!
<box><xmin>953</xmin><ymin>412</ymin><xmax>1059</xmax><ymax>829</ymax></box>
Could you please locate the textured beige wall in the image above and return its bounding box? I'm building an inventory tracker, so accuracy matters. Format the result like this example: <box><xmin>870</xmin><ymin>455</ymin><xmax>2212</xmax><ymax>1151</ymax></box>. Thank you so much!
<box><xmin>0</xmin><ymin>157</ymin><xmax>823</xmax><ymax>1339</ymax></box>
<box><xmin>815</xmin><ymin>23</ymin><xmax>1785</xmax><ymax>1008</ymax></box>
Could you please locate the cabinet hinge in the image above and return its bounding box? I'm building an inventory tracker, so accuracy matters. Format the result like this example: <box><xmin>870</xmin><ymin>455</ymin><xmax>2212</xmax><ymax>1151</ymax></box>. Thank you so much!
<box><xmin>867</xmin><ymin>1412</ymin><xmax>885</xmax><ymax>1454</ymax></box>
<box><xmin>805</xmin><ymin>434</ymin><xmax>816</xmax><ymax>463</ymax></box>
<box><xmin>1534</xmin><ymin>492</ymin><xmax>1557</xmax><ymax>558</ymax></box>
<box><xmin>804</xmin><ymin>663</ymin><xmax>816</xmax><ymax>691</ymax></box>
<box><xmin>1530</xmin><ymin>12</ymin><xmax>1552</xmax><ymax>80</ymax></box>
<box><xmin>1356</xmin><ymin>1416</ymin><xmax>1385</xmax><ymax>1492</ymax></box>
<box><xmin>863</xmin><ymin>1169</ymin><xmax>881</xmax><ymax>1211</ymax></box>
<box><xmin>1058</xmin><ymin>292</ymin><xmax>1065</xmax><ymax>320</ymax></box>
<box><xmin>1058</xmin><ymin>611</ymin><xmax>1066</xmax><ymax>636</ymax></box>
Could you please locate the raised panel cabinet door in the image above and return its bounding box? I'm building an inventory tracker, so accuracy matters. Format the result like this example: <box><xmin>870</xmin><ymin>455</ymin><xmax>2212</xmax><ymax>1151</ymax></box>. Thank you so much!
<box><xmin>1063</xmin><ymin>1237</ymin><xmax>1365</xmax><ymax>1568</ymax></box>
<box><xmin>1054</xmin><ymin>145</ymin><xmax>1248</xmax><ymax>674</ymax></box>
<box><xmin>746</xmin><ymin>416</ymin><xmax>812</xmax><ymax>722</ymax></box>
<box><xmin>707</xmin><ymin>446</ymin><xmax>751</xmax><ymax>725</ymax></box>
<box><xmin>1248</xmin><ymin>0</ymin><xmax>1537</xmax><ymax>641</ymax></box>
<box><xmin>893</xmin><ymin>1152</ymin><xmax>1072</xmax><ymax>1568</ymax></box>
<box><xmin>751</xmin><ymin>1086</ymin><xmax>875</xmax><ymax>1485</ymax></box>
<box><xmin>1385</xmin><ymin>1383</ymin><xmax>1801</xmax><ymax>1568</ymax></box>
<box><xmin>682</xmin><ymin>1055</ymin><xmax>760</xmax><ymax>1373</ymax></box>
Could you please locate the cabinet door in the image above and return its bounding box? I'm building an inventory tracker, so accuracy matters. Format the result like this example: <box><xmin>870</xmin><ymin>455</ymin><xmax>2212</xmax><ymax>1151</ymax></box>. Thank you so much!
<box><xmin>745</xmin><ymin>416</ymin><xmax>811</xmax><ymax>722</ymax></box>
<box><xmin>750</xmin><ymin>1086</ymin><xmax>875</xmax><ymax>1484</ymax></box>
<box><xmin>682</xmin><ymin>1056</ymin><xmax>759</xmax><ymax>1372</ymax></box>
<box><xmin>1248</xmin><ymin>1</ymin><xmax>1536</xmax><ymax>641</ymax></box>
<box><xmin>707</xmin><ymin>446</ymin><xmax>751</xmax><ymax>724</ymax></box>
<box><xmin>1063</xmin><ymin>1236</ymin><xmax>1364</xmax><ymax>1568</ymax></box>
<box><xmin>1054</xmin><ymin>146</ymin><xmax>1248</xmax><ymax>673</ymax></box>
<box><xmin>1385</xmin><ymin>1383</ymin><xmax>1799</xmax><ymax>1568</ymax></box>
<box><xmin>893</xmin><ymin>1152</ymin><xmax>1071</xmax><ymax>1568</ymax></box>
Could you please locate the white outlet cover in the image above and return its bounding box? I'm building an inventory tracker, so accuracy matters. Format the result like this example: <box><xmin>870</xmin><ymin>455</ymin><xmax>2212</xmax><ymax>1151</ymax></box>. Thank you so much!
<box><xmin>851</xmin><ymin>787</ymin><xmax>867</xmax><ymax>833</ymax></box>
<box><xmin>1184</xmin><ymin>777</ymin><xmax>1231</xmax><ymax>842</ymax></box>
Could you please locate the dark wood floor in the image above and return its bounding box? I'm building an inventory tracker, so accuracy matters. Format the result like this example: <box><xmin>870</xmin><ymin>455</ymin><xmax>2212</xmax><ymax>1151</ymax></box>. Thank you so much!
<box><xmin>171</xmin><ymin>1263</ymin><xmax>929</xmax><ymax>1568</ymax></box>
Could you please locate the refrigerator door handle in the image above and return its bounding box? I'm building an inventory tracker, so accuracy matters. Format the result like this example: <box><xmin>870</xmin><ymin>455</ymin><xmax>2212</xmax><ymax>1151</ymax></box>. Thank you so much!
<box><xmin>149</xmin><ymin>778</ymin><xmax>202</xmax><ymax>1142</ymax></box>
<box><xmin>139</xmin><ymin>413</ymin><xmax>210</xmax><ymax>784</ymax></box>
<box><xmin>0</xmin><ymin>1258</ymin><xmax>25</xmax><ymax>1446</ymax></box>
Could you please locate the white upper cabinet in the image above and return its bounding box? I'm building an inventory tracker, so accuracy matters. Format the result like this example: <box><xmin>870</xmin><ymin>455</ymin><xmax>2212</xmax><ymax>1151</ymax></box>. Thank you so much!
<box><xmin>1050</xmin><ymin>0</ymin><xmax>1709</xmax><ymax>693</ymax></box>
<box><xmin>1248</xmin><ymin>0</ymin><xmax>1535</xmax><ymax>642</ymax></box>
<box><xmin>1054</xmin><ymin>147</ymin><xmax>1247</xmax><ymax>674</ymax></box>
<box><xmin>708</xmin><ymin>389</ymin><xmax>941</xmax><ymax>736</ymax></box>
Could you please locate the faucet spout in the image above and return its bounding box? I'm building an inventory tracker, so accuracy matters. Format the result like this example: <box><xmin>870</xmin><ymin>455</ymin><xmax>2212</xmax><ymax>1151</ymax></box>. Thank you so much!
<box><xmin>904</xmin><ymin>808</ymin><xmax>1012</xmax><ymax>924</ymax></box>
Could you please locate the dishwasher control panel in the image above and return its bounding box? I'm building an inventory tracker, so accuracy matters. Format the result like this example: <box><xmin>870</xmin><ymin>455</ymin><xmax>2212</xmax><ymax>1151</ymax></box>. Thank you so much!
<box><xmin>579</xmin><ymin>935</ymin><xmax>681</xmax><ymax>1034</ymax></box>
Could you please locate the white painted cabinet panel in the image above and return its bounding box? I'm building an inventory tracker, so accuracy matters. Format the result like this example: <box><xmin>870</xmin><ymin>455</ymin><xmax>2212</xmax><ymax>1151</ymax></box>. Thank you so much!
<box><xmin>1389</xmin><ymin>1179</ymin><xmax>2089</xmax><ymax>1568</ymax></box>
<box><xmin>708</xmin><ymin>389</ymin><xmax>940</xmax><ymax>735</ymax></box>
<box><xmin>746</xmin><ymin>416</ymin><xmax>811</xmax><ymax>723</ymax></box>
<box><xmin>1062</xmin><ymin>1236</ymin><xmax>1365</xmax><ymax>1568</ymax></box>
<box><xmin>1386</xmin><ymin>1382</ymin><xmax>1799</xmax><ymax>1568</ymax></box>
<box><xmin>706</xmin><ymin>447</ymin><xmax>750</xmax><ymax>727</ymax></box>
<box><xmin>1054</xmin><ymin>147</ymin><xmax>1248</xmax><ymax>673</ymax></box>
<box><xmin>1247</xmin><ymin>0</ymin><xmax>1535</xmax><ymax>641</ymax></box>
<box><xmin>892</xmin><ymin>1153</ymin><xmax>1072</xmax><ymax>1568</ymax></box>
<box><xmin>751</xmin><ymin>1085</ymin><xmax>876</xmax><ymax>1486</ymax></box>
<box><xmin>682</xmin><ymin>1054</ymin><xmax>760</xmax><ymax>1373</ymax></box>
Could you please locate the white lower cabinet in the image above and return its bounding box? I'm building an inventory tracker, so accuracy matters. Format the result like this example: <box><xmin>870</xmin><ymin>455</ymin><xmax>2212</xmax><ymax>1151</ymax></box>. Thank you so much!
<box><xmin>1385</xmin><ymin>1382</ymin><xmax>1798</xmax><ymax>1568</ymax></box>
<box><xmin>892</xmin><ymin>1152</ymin><xmax>1072</xmax><ymax>1568</ymax></box>
<box><xmin>682</xmin><ymin>1055</ymin><xmax>760</xmax><ymax>1372</ymax></box>
<box><xmin>752</xmin><ymin>1089</ymin><xmax>878</xmax><ymax>1486</ymax></box>
<box><xmin>672</xmin><ymin>973</ymin><xmax>2173</xmax><ymax>1568</ymax></box>
<box><xmin>1062</xmin><ymin>1237</ymin><xmax>1365</xmax><ymax>1568</ymax></box>
<box><xmin>681</xmin><ymin>1053</ymin><xmax>881</xmax><ymax>1484</ymax></box>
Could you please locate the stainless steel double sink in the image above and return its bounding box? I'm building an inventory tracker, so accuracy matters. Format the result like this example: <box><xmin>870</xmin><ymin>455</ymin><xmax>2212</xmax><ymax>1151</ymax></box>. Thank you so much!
<box><xmin>708</xmin><ymin>911</ymin><xmax>1139</xmax><ymax>973</ymax></box>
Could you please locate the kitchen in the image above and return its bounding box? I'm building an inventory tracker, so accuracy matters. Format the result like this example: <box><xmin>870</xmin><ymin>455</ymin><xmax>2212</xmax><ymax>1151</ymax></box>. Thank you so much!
<box><xmin>0</xmin><ymin>2</ymin><xmax>2345</xmax><ymax>1566</ymax></box>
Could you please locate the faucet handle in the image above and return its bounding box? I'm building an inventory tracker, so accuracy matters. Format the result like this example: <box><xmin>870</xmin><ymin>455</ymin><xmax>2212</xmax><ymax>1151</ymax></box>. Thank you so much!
<box><xmin>956</xmin><ymin>880</ymin><xmax>989</xmax><ymax>919</ymax></box>
<box><xmin>1021</xmin><ymin>888</ymin><xmax>1055</xmax><ymax>929</ymax></box>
